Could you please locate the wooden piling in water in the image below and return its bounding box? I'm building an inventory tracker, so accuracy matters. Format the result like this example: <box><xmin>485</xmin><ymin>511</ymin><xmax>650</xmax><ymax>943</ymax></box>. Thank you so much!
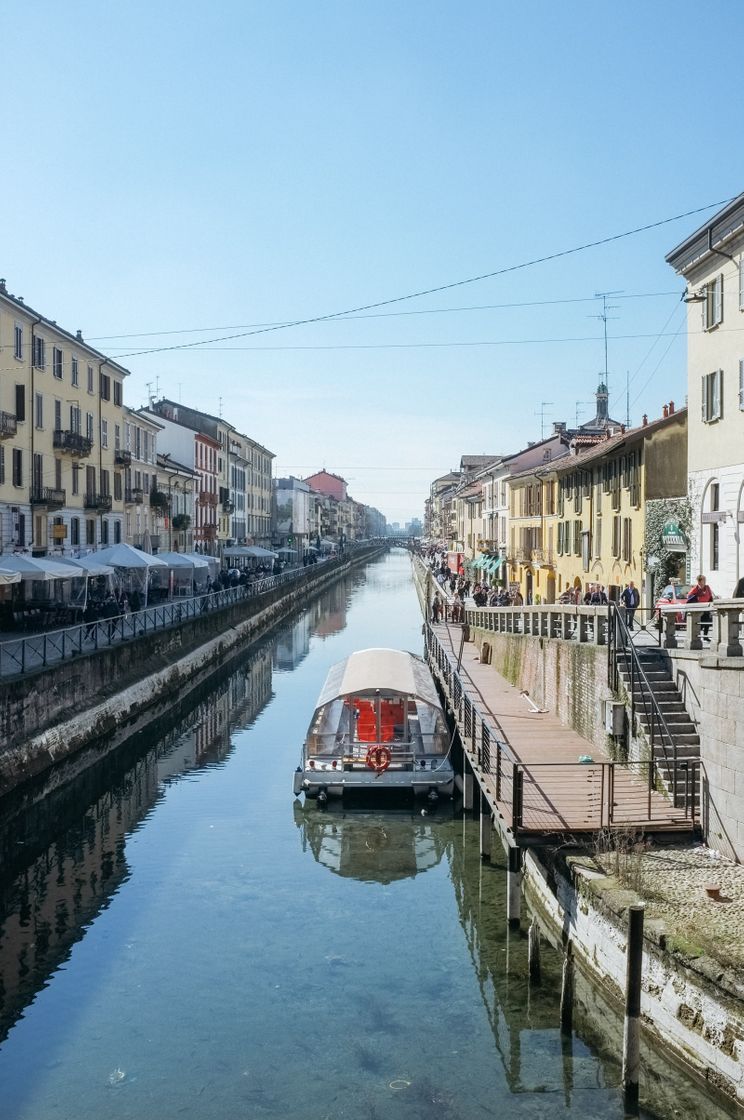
<box><xmin>479</xmin><ymin>791</ymin><xmax>492</xmax><ymax>860</ymax></box>
<box><xmin>506</xmin><ymin>844</ymin><xmax>521</xmax><ymax>929</ymax></box>
<box><xmin>622</xmin><ymin>903</ymin><xmax>645</xmax><ymax>1114</ymax></box>
<box><xmin>528</xmin><ymin>918</ymin><xmax>541</xmax><ymax>982</ymax></box>
<box><xmin>560</xmin><ymin>939</ymin><xmax>574</xmax><ymax>1035</ymax></box>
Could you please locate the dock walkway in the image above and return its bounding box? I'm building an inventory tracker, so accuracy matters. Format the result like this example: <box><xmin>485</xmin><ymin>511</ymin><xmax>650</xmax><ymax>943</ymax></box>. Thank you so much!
<box><xmin>428</xmin><ymin>618</ymin><xmax>695</xmax><ymax>844</ymax></box>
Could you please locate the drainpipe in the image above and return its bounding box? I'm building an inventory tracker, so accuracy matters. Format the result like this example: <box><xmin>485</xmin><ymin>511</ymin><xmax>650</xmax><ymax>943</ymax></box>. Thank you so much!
<box><xmin>28</xmin><ymin>314</ymin><xmax>42</xmax><ymax>548</ymax></box>
<box><xmin>707</xmin><ymin>227</ymin><xmax>736</xmax><ymax>265</ymax></box>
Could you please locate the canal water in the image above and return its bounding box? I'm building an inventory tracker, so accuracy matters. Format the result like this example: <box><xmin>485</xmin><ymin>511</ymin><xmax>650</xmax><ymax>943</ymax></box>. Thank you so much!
<box><xmin>0</xmin><ymin>551</ymin><xmax>729</xmax><ymax>1120</ymax></box>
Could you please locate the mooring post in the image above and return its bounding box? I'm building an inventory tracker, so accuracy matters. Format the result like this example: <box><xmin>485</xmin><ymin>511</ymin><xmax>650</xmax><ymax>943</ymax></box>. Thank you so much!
<box><xmin>622</xmin><ymin>904</ymin><xmax>645</xmax><ymax>1114</ymax></box>
<box><xmin>560</xmin><ymin>939</ymin><xmax>574</xmax><ymax>1035</ymax></box>
<box><xmin>479</xmin><ymin>791</ymin><xmax>492</xmax><ymax>860</ymax></box>
<box><xmin>463</xmin><ymin>765</ymin><xmax>474</xmax><ymax>812</ymax></box>
<box><xmin>528</xmin><ymin>918</ymin><xmax>541</xmax><ymax>983</ymax></box>
<box><xmin>506</xmin><ymin>844</ymin><xmax>522</xmax><ymax>929</ymax></box>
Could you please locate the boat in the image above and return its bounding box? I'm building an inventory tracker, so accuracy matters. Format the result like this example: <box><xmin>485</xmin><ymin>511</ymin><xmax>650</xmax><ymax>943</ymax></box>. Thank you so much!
<box><xmin>293</xmin><ymin>647</ymin><xmax>455</xmax><ymax>801</ymax></box>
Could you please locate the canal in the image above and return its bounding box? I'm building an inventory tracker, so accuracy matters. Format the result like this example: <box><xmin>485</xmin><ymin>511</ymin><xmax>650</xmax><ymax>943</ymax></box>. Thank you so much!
<box><xmin>0</xmin><ymin>550</ymin><xmax>727</xmax><ymax>1119</ymax></box>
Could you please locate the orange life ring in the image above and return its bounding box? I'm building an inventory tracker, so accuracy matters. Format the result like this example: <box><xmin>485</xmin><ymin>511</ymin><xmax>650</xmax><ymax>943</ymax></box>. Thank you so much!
<box><xmin>365</xmin><ymin>745</ymin><xmax>392</xmax><ymax>773</ymax></box>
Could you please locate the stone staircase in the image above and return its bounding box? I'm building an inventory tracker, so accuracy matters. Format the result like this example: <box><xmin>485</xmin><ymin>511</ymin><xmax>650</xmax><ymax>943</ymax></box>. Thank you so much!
<box><xmin>616</xmin><ymin>647</ymin><xmax>700</xmax><ymax>805</ymax></box>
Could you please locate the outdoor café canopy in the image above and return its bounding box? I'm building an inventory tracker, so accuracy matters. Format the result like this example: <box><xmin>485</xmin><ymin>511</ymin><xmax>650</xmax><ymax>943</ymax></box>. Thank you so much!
<box><xmin>94</xmin><ymin>543</ymin><xmax>168</xmax><ymax>570</ymax></box>
<box><xmin>0</xmin><ymin>554</ymin><xmax>78</xmax><ymax>581</ymax></box>
<box><xmin>53</xmin><ymin>556</ymin><xmax>115</xmax><ymax>577</ymax></box>
<box><xmin>0</xmin><ymin>567</ymin><xmax>21</xmax><ymax>585</ymax></box>
<box><xmin>157</xmin><ymin>551</ymin><xmax>210</xmax><ymax>570</ymax></box>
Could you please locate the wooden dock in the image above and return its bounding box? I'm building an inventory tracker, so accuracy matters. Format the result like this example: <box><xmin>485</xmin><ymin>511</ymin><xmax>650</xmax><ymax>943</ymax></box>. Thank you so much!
<box><xmin>428</xmin><ymin>619</ymin><xmax>696</xmax><ymax>845</ymax></box>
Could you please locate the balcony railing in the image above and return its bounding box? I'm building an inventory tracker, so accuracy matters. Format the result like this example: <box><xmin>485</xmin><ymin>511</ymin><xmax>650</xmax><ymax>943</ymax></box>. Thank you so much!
<box><xmin>30</xmin><ymin>487</ymin><xmax>65</xmax><ymax>508</ymax></box>
<box><xmin>0</xmin><ymin>411</ymin><xmax>18</xmax><ymax>439</ymax></box>
<box><xmin>53</xmin><ymin>430</ymin><xmax>93</xmax><ymax>458</ymax></box>
<box><xmin>125</xmin><ymin>488</ymin><xmax>144</xmax><ymax>504</ymax></box>
<box><xmin>115</xmin><ymin>449</ymin><xmax>132</xmax><ymax>467</ymax></box>
<box><xmin>198</xmin><ymin>492</ymin><xmax>218</xmax><ymax>507</ymax></box>
<box><xmin>84</xmin><ymin>492</ymin><xmax>113</xmax><ymax>511</ymax></box>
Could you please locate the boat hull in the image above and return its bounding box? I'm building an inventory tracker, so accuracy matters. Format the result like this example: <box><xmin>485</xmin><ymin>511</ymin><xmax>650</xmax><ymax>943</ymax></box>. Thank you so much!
<box><xmin>294</xmin><ymin>764</ymin><xmax>454</xmax><ymax>799</ymax></box>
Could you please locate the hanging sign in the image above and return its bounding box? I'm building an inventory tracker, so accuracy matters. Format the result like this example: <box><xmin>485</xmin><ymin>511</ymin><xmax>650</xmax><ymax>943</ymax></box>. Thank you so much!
<box><xmin>661</xmin><ymin>520</ymin><xmax>687</xmax><ymax>552</ymax></box>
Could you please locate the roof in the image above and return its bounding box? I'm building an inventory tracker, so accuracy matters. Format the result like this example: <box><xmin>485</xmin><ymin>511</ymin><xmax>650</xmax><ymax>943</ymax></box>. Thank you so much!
<box><xmin>315</xmin><ymin>649</ymin><xmax>441</xmax><ymax>710</ymax></box>
<box><xmin>666</xmin><ymin>192</ymin><xmax>744</xmax><ymax>273</ymax></box>
<box><xmin>554</xmin><ymin>407</ymin><xmax>687</xmax><ymax>474</ymax></box>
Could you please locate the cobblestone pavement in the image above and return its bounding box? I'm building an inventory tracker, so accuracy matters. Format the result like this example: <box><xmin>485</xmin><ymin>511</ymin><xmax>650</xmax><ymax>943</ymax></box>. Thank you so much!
<box><xmin>596</xmin><ymin>843</ymin><xmax>744</xmax><ymax>971</ymax></box>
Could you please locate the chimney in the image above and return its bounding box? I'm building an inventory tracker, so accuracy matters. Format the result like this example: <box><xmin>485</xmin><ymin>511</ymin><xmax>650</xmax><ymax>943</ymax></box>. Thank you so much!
<box><xmin>552</xmin><ymin>420</ymin><xmax>566</xmax><ymax>434</ymax></box>
<box><xmin>621</xmin><ymin>424</ymin><xmax>626</xmax><ymax>434</ymax></box>
<box><xmin>76</xmin><ymin>329</ymin><xmax>83</xmax><ymax>340</ymax></box>
<box><xmin>0</xmin><ymin>278</ymin><xmax>6</xmax><ymax>293</ymax></box>
<box><xmin>662</xmin><ymin>404</ymin><xmax>669</xmax><ymax>418</ymax></box>
<box><xmin>669</xmin><ymin>400</ymin><xmax>675</xmax><ymax>414</ymax></box>
<box><xmin>642</xmin><ymin>414</ymin><xmax>648</xmax><ymax>427</ymax></box>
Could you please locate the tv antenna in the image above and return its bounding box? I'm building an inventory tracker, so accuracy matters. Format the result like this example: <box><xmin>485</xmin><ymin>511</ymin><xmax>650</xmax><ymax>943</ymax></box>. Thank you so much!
<box><xmin>534</xmin><ymin>401</ymin><xmax>554</xmax><ymax>440</ymax></box>
<box><xmin>591</xmin><ymin>290</ymin><xmax>622</xmax><ymax>398</ymax></box>
<box><xmin>575</xmin><ymin>400</ymin><xmax>592</xmax><ymax>427</ymax></box>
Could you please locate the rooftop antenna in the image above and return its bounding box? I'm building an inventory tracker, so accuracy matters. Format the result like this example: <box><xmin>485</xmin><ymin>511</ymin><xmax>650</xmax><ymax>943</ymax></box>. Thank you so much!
<box><xmin>145</xmin><ymin>380</ymin><xmax>155</xmax><ymax>406</ymax></box>
<box><xmin>534</xmin><ymin>401</ymin><xmax>554</xmax><ymax>440</ymax></box>
<box><xmin>575</xmin><ymin>400</ymin><xmax>591</xmax><ymax>426</ymax></box>
<box><xmin>591</xmin><ymin>290</ymin><xmax>622</xmax><ymax>400</ymax></box>
<box><xmin>626</xmin><ymin>369</ymin><xmax>630</xmax><ymax>428</ymax></box>
<box><xmin>218</xmin><ymin>396</ymin><xmax>223</xmax><ymax>419</ymax></box>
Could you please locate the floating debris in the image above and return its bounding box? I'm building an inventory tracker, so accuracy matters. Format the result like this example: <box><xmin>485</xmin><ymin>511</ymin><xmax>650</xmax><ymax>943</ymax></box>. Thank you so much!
<box><xmin>389</xmin><ymin>1079</ymin><xmax>411</xmax><ymax>1090</ymax></box>
<box><xmin>108</xmin><ymin>1068</ymin><xmax>126</xmax><ymax>1085</ymax></box>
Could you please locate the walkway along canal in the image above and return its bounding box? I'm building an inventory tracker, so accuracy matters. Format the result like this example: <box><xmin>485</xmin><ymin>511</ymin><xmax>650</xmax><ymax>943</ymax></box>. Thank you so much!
<box><xmin>0</xmin><ymin>550</ymin><xmax>733</xmax><ymax>1120</ymax></box>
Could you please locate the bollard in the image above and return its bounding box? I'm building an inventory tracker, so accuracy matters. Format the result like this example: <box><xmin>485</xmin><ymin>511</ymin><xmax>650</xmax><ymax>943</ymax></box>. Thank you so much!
<box><xmin>528</xmin><ymin>918</ymin><xmax>541</xmax><ymax>983</ymax></box>
<box><xmin>506</xmin><ymin>845</ymin><xmax>522</xmax><ymax>929</ymax></box>
<box><xmin>622</xmin><ymin>904</ymin><xmax>645</xmax><ymax>1114</ymax></box>
<box><xmin>560</xmin><ymin>939</ymin><xmax>574</xmax><ymax>1035</ymax></box>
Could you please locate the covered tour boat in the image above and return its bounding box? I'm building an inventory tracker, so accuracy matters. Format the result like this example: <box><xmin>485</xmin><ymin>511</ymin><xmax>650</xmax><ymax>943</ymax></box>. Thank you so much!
<box><xmin>293</xmin><ymin>648</ymin><xmax>454</xmax><ymax>801</ymax></box>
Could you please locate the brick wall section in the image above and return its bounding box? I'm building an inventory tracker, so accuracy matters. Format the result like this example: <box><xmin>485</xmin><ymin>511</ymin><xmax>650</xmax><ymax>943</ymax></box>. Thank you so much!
<box><xmin>471</xmin><ymin>627</ymin><xmax>614</xmax><ymax>756</ymax></box>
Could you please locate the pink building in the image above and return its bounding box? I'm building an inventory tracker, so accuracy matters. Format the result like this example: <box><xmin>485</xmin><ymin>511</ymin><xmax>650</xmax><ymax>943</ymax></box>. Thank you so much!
<box><xmin>304</xmin><ymin>470</ymin><xmax>348</xmax><ymax>502</ymax></box>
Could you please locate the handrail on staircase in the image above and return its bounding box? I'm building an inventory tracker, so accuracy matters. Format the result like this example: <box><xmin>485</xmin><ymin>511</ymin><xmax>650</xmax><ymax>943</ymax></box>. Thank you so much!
<box><xmin>608</xmin><ymin>603</ymin><xmax>687</xmax><ymax>810</ymax></box>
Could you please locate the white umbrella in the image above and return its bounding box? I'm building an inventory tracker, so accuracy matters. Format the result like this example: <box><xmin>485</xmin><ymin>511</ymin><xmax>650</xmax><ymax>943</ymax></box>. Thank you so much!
<box><xmin>0</xmin><ymin>567</ymin><xmax>21</xmax><ymax>585</ymax></box>
<box><xmin>157</xmin><ymin>551</ymin><xmax>209</xmax><ymax>569</ymax></box>
<box><xmin>54</xmin><ymin>556</ymin><xmax>115</xmax><ymax>576</ymax></box>
<box><xmin>244</xmin><ymin>545</ymin><xmax>278</xmax><ymax>559</ymax></box>
<box><xmin>0</xmin><ymin>554</ymin><xmax>77</xmax><ymax>581</ymax></box>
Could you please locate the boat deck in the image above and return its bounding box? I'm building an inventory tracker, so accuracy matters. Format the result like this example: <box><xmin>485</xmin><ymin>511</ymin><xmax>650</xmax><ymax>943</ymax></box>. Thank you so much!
<box><xmin>429</xmin><ymin>620</ymin><xmax>696</xmax><ymax>843</ymax></box>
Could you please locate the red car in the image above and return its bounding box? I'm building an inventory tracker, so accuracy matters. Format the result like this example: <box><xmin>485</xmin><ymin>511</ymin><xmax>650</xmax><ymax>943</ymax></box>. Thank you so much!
<box><xmin>655</xmin><ymin>583</ymin><xmax>692</xmax><ymax>626</ymax></box>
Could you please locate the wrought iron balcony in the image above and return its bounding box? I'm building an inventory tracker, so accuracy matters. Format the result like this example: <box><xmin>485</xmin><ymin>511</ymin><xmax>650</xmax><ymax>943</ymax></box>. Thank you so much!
<box><xmin>115</xmin><ymin>449</ymin><xmax>132</xmax><ymax>467</ymax></box>
<box><xmin>0</xmin><ymin>410</ymin><xmax>18</xmax><ymax>439</ymax></box>
<box><xmin>125</xmin><ymin>487</ymin><xmax>144</xmax><ymax>504</ymax></box>
<box><xmin>30</xmin><ymin>486</ymin><xmax>65</xmax><ymax>509</ymax></box>
<box><xmin>53</xmin><ymin>429</ymin><xmax>93</xmax><ymax>457</ymax></box>
<box><xmin>84</xmin><ymin>492</ymin><xmax>113</xmax><ymax>511</ymax></box>
<box><xmin>198</xmin><ymin>491</ymin><xmax>218</xmax><ymax>506</ymax></box>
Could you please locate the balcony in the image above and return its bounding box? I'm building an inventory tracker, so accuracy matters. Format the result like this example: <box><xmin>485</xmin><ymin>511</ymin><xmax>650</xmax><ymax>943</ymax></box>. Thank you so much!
<box><xmin>53</xmin><ymin>429</ymin><xmax>93</xmax><ymax>458</ymax></box>
<box><xmin>198</xmin><ymin>491</ymin><xmax>218</xmax><ymax>507</ymax></box>
<box><xmin>115</xmin><ymin>449</ymin><xmax>132</xmax><ymax>467</ymax></box>
<box><xmin>84</xmin><ymin>492</ymin><xmax>113</xmax><ymax>511</ymax></box>
<box><xmin>0</xmin><ymin>411</ymin><xmax>17</xmax><ymax>439</ymax></box>
<box><xmin>125</xmin><ymin>487</ymin><xmax>144</xmax><ymax>504</ymax></box>
<box><xmin>202</xmin><ymin>524</ymin><xmax>217</xmax><ymax>540</ymax></box>
<box><xmin>30</xmin><ymin>487</ymin><xmax>65</xmax><ymax>509</ymax></box>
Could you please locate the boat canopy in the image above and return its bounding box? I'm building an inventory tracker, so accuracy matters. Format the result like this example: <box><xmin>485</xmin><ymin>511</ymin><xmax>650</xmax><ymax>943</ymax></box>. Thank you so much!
<box><xmin>315</xmin><ymin>648</ymin><xmax>440</xmax><ymax>710</ymax></box>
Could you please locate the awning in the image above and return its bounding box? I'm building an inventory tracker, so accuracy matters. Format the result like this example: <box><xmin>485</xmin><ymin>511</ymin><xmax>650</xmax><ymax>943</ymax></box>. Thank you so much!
<box><xmin>53</xmin><ymin>556</ymin><xmax>115</xmax><ymax>577</ymax></box>
<box><xmin>94</xmin><ymin>543</ymin><xmax>167</xmax><ymax>569</ymax></box>
<box><xmin>0</xmin><ymin>554</ymin><xmax>80</xmax><ymax>581</ymax></box>
<box><xmin>156</xmin><ymin>551</ymin><xmax>210</xmax><ymax>570</ymax></box>
<box><xmin>0</xmin><ymin>567</ymin><xmax>21</xmax><ymax>585</ymax></box>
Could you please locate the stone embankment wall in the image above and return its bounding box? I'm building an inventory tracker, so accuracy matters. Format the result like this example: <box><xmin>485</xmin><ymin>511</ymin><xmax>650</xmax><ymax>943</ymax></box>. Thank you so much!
<box><xmin>0</xmin><ymin>549</ymin><xmax>384</xmax><ymax>794</ymax></box>
<box><xmin>470</xmin><ymin>626</ymin><xmax>613</xmax><ymax>756</ymax></box>
<box><xmin>668</xmin><ymin>648</ymin><xmax>744</xmax><ymax>862</ymax></box>
<box><xmin>525</xmin><ymin>849</ymin><xmax>744</xmax><ymax>1107</ymax></box>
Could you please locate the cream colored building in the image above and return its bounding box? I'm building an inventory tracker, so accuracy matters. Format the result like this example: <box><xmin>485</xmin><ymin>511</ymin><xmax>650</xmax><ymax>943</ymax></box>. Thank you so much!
<box><xmin>666</xmin><ymin>194</ymin><xmax>744</xmax><ymax>594</ymax></box>
<box><xmin>0</xmin><ymin>280</ymin><xmax>129</xmax><ymax>555</ymax></box>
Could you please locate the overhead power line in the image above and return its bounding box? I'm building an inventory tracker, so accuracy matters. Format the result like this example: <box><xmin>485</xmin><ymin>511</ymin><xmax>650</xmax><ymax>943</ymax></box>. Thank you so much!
<box><xmin>105</xmin><ymin>197</ymin><xmax>733</xmax><ymax>359</ymax></box>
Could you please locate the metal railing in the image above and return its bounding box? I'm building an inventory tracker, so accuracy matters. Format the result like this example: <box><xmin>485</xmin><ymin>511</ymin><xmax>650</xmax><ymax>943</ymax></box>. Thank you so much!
<box><xmin>0</xmin><ymin>549</ymin><xmax>380</xmax><ymax>680</ymax></box>
<box><xmin>53</xmin><ymin>429</ymin><xmax>93</xmax><ymax>457</ymax></box>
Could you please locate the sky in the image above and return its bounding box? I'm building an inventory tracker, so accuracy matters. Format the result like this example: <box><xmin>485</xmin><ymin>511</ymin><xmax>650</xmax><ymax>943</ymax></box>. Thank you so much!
<box><xmin>2</xmin><ymin>1</ymin><xmax>744</xmax><ymax>524</ymax></box>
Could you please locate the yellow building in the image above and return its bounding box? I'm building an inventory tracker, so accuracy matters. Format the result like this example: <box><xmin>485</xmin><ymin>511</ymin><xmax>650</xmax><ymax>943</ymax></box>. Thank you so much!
<box><xmin>552</xmin><ymin>406</ymin><xmax>688</xmax><ymax>603</ymax></box>
<box><xmin>0</xmin><ymin>281</ymin><xmax>129</xmax><ymax>554</ymax></box>
<box><xmin>507</xmin><ymin>466</ymin><xmax>558</xmax><ymax>603</ymax></box>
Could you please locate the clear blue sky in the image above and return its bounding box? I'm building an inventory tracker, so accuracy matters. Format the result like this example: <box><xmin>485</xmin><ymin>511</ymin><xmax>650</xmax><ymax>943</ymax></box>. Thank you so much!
<box><xmin>3</xmin><ymin>1</ymin><xmax>743</xmax><ymax>523</ymax></box>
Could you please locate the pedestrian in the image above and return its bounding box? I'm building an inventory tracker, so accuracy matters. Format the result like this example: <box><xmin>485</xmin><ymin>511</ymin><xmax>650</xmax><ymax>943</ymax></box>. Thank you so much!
<box><xmin>686</xmin><ymin>574</ymin><xmax>715</xmax><ymax>640</ymax></box>
<box><xmin>431</xmin><ymin>596</ymin><xmax>442</xmax><ymax>624</ymax></box>
<box><xmin>620</xmin><ymin>580</ymin><xmax>640</xmax><ymax>630</ymax></box>
<box><xmin>733</xmin><ymin>577</ymin><xmax>744</xmax><ymax>598</ymax></box>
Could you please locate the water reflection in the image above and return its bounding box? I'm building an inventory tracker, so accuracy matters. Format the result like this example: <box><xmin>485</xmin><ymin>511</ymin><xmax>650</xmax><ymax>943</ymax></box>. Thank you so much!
<box><xmin>293</xmin><ymin>804</ymin><xmax>446</xmax><ymax>884</ymax></box>
<box><xmin>0</xmin><ymin>641</ymin><xmax>273</xmax><ymax>1047</ymax></box>
<box><xmin>273</xmin><ymin>578</ymin><xmax>351</xmax><ymax>671</ymax></box>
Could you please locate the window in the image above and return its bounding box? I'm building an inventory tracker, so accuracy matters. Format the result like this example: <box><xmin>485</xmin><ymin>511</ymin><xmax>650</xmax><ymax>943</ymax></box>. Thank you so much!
<box><xmin>622</xmin><ymin>518</ymin><xmax>632</xmax><ymax>563</ymax></box>
<box><xmin>114</xmin><ymin>380</ymin><xmax>122</xmax><ymax>407</ymax></box>
<box><xmin>55</xmin><ymin>459</ymin><xmax>62</xmax><ymax>491</ymax></box>
<box><xmin>573</xmin><ymin>520</ymin><xmax>581</xmax><ymax>556</ymax></box>
<box><xmin>70</xmin><ymin>517</ymin><xmax>80</xmax><ymax>546</ymax></box>
<box><xmin>35</xmin><ymin>392</ymin><xmax>43</xmax><ymax>429</ymax></box>
<box><xmin>114</xmin><ymin>520</ymin><xmax>122</xmax><ymax>543</ymax></box>
<box><xmin>72</xmin><ymin>463</ymin><xmax>80</xmax><ymax>495</ymax></box>
<box><xmin>101</xmin><ymin>418</ymin><xmax>108</xmax><ymax>448</ymax></box>
<box><xmin>86</xmin><ymin>519</ymin><xmax>95</xmax><ymax>546</ymax></box>
<box><xmin>53</xmin><ymin>347</ymin><xmax>63</xmax><ymax>379</ymax></box>
<box><xmin>101</xmin><ymin>520</ymin><xmax>109</xmax><ymax>545</ymax></box>
<box><xmin>70</xmin><ymin>405</ymin><xmax>81</xmax><ymax>434</ymax></box>
<box><xmin>612</xmin><ymin>515</ymin><xmax>621</xmax><ymax>558</ymax></box>
<box><xmin>114</xmin><ymin>473</ymin><xmax>122</xmax><ymax>500</ymax></box>
<box><xmin>14</xmin><ymin>323</ymin><xmax>22</xmax><ymax>360</ymax></box>
<box><xmin>15</xmin><ymin>384</ymin><xmax>25</xmax><ymax>421</ymax></box>
<box><xmin>86</xmin><ymin>465</ymin><xmax>96</xmax><ymax>495</ymax></box>
<box><xmin>702</xmin><ymin>370</ymin><xmax>723</xmax><ymax>423</ymax></box>
<box><xmin>32</xmin><ymin>453</ymin><xmax>43</xmax><ymax>491</ymax></box>
<box><xmin>711</xmin><ymin>523</ymin><xmax>719</xmax><ymax>571</ymax></box>
<box><xmin>12</xmin><ymin>449</ymin><xmax>23</xmax><ymax>487</ymax></box>
<box><xmin>703</xmin><ymin>273</ymin><xmax>724</xmax><ymax>329</ymax></box>
<box><xmin>33</xmin><ymin>335</ymin><xmax>45</xmax><ymax>369</ymax></box>
<box><xmin>71</xmin><ymin>356</ymin><xmax>79</xmax><ymax>386</ymax></box>
<box><xmin>54</xmin><ymin>399</ymin><xmax>62</xmax><ymax>431</ymax></box>
<box><xmin>86</xmin><ymin>412</ymin><xmax>94</xmax><ymax>441</ymax></box>
<box><xmin>101</xmin><ymin>469</ymin><xmax>110</xmax><ymax>496</ymax></box>
<box><xmin>87</xmin><ymin>364</ymin><xmax>94</xmax><ymax>393</ymax></box>
<box><xmin>99</xmin><ymin>372</ymin><xmax>111</xmax><ymax>400</ymax></box>
<box><xmin>115</xmin><ymin>423</ymin><xmax>121</xmax><ymax>451</ymax></box>
<box><xmin>0</xmin><ymin>446</ymin><xmax>4</xmax><ymax>484</ymax></box>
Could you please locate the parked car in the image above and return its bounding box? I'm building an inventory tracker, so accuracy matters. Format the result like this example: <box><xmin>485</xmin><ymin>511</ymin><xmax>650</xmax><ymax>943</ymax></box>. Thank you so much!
<box><xmin>655</xmin><ymin>583</ymin><xmax>692</xmax><ymax>626</ymax></box>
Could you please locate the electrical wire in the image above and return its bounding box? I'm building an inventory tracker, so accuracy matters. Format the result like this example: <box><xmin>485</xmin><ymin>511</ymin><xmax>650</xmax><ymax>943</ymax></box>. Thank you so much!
<box><xmin>91</xmin><ymin>197</ymin><xmax>735</xmax><ymax>360</ymax></box>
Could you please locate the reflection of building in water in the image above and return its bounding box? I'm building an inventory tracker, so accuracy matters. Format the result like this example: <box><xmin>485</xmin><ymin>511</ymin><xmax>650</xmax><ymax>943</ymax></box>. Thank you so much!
<box><xmin>273</xmin><ymin>610</ymin><xmax>311</xmax><ymax>671</ymax></box>
<box><xmin>0</xmin><ymin>643</ymin><xmax>274</xmax><ymax>1045</ymax></box>
<box><xmin>293</xmin><ymin>805</ymin><xmax>444</xmax><ymax>885</ymax></box>
<box><xmin>308</xmin><ymin>579</ymin><xmax>349</xmax><ymax>640</ymax></box>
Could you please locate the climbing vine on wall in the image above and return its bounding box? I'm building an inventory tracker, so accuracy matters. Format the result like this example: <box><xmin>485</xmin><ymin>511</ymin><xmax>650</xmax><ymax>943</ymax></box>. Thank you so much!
<box><xmin>644</xmin><ymin>496</ymin><xmax>694</xmax><ymax>597</ymax></box>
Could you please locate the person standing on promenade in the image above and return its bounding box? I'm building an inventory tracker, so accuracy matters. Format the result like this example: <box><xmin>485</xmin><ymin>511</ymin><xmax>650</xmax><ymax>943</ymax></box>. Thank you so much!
<box><xmin>621</xmin><ymin>581</ymin><xmax>640</xmax><ymax>630</ymax></box>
